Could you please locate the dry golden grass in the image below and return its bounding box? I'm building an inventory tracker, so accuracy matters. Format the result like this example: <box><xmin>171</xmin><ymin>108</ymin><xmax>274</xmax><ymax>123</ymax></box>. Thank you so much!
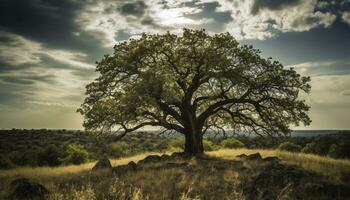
<box><xmin>0</xmin><ymin>152</ymin><xmax>162</xmax><ymax>199</ymax></box>
<box><xmin>1</xmin><ymin>149</ymin><xmax>349</xmax><ymax>182</ymax></box>
<box><xmin>0</xmin><ymin>152</ymin><xmax>160</xmax><ymax>179</ymax></box>
<box><xmin>1</xmin><ymin>149</ymin><xmax>349</xmax><ymax>200</ymax></box>
<box><xmin>208</xmin><ymin>148</ymin><xmax>350</xmax><ymax>182</ymax></box>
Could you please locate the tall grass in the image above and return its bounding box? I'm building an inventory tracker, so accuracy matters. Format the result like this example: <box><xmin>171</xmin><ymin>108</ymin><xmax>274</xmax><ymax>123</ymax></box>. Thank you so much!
<box><xmin>208</xmin><ymin>148</ymin><xmax>350</xmax><ymax>182</ymax></box>
<box><xmin>0</xmin><ymin>153</ymin><xmax>158</xmax><ymax>179</ymax></box>
<box><xmin>1</xmin><ymin>149</ymin><xmax>349</xmax><ymax>199</ymax></box>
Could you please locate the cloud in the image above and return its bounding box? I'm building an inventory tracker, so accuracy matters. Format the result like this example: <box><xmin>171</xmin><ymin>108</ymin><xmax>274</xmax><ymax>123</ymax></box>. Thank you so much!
<box><xmin>299</xmin><ymin>74</ymin><xmax>350</xmax><ymax>129</ymax></box>
<box><xmin>0</xmin><ymin>31</ymin><xmax>97</xmax><ymax>120</ymax></box>
<box><xmin>0</xmin><ymin>31</ymin><xmax>94</xmax><ymax>70</ymax></box>
<box><xmin>118</xmin><ymin>1</ymin><xmax>148</xmax><ymax>17</ymax></box>
<box><xmin>0</xmin><ymin>0</ymin><xmax>110</xmax><ymax>64</ymax></box>
<box><xmin>340</xmin><ymin>89</ymin><xmax>350</xmax><ymax>96</ymax></box>
<box><xmin>0</xmin><ymin>0</ymin><xmax>349</xmax><ymax>129</ymax></box>
<box><xmin>75</xmin><ymin>0</ymin><xmax>339</xmax><ymax>44</ymax></box>
<box><xmin>251</xmin><ymin>0</ymin><xmax>302</xmax><ymax>15</ymax></box>
<box><xmin>220</xmin><ymin>0</ymin><xmax>337</xmax><ymax>40</ymax></box>
<box><xmin>342</xmin><ymin>11</ymin><xmax>350</xmax><ymax>25</ymax></box>
<box><xmin>287</xmin><ymin>60</ymin><xmax>350</xmax><ymax>76</ymax></box>
<box><xmin>26</xmin><ymin>100</ymin><xmax>76</xmax><ymax>108</ymax></box>
<box><xmin>0</xmin><ymin>32</ymin><xmax>41</xmax><ymax>65</ymax></box>
<box><xmin>75</xmin><ymin>0</ymin><xmax>210</xmax><ymax>46</ymax></box>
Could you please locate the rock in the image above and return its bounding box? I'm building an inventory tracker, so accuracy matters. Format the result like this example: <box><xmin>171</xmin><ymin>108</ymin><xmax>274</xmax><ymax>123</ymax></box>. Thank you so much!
<box><xmin>127</xmin><ymin>161</ymin><xmax>137</xmax><ymax>169</ymax></box>
<box><xmin>236</xmin><ymin>154</ymin><xmax>248</xmax><ymax>159</ymax></box>
<box><xmin>8</xmin><ymin>178</ymin><xmax>49</xmax><ymax>200</ymax></box>
<box><xmin>137</xmin><ymin>155</ymin><xmax>162</xmax><ymax>165</ymax></box>
<box><xmin>113</xmin><ymin>161</ymin><xmax>137</xmax><ymax>174</ymax></box>
<box><xmin>246</xmin><ymin>153</ymin><xmax>262</xmax><ymax>160</ymax></box>
<box><xmin>240</xmin><ymin>160</ymin><xmax>350</xmax><ymax>200</ymax></box>
<box><xmin>144</xmin><ymin>155</ymin><xmax>162</xmax><ymax>162</ymax></box>
<box><xmin>170</xmin><ymin>152</ymin><xmax>191</xmax><ymax>160</ymax></box>
<box><xmin>237</xmin><ymin>153</ymin><xmax>262</xmax><ymax>160</ymax></box>
<box><xmin>92</xmin><ymin>157</ymin><xmax>112</xmax><ymax>171</ymax></box>
<box><xmin>160</xmin><ymin>154</ymin><xmax>172</xmax><ymax>161</ymax></box>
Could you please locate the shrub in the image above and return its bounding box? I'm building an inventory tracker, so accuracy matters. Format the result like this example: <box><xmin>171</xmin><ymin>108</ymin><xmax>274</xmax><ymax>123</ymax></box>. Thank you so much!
<box><xmin>8</xmin><ymin>151</ymin><xmax>24</xmax><ymax>166</ymax></box>
<box><xmin>0</xmin><ymin>155</ymin><xmax>16</xmax><ymax>169</ymax></box>
<box><xmin>221</xmin><ymin>138</ymin><xmax>245</xmax><ymax>149</ymax></box>
<box><xmin>168</xmin><ymin>138</ymin><xmax>185</xmax><ymax>151</ymax></box>
<box><xmin>203</xmin><ymin>140</ymin><xmax>219</xmax><ymax>151</ymax></box>
<box><xmin>22</xmin><ymin>150</ymin><xmax>39</xmax><ymax>166</ymax></box>
<box><xmin>64</xmin><ymin>144</ymin><xmax>89</xmax><ymax>165</ymax></box>
<box><xmin>312</xmin><ymin>136</ymin><xmax>338</xmax><ymax>156</ymax></box>
<box><xmin>278</xmin><ymin>142</ymin><xmax>302</xmax><ymax>152</ymax></box>
<box><xmin>107</xmin><ymin>142</ymin><xmax>131</xmax><ymax>158</ymax></box>
<box><xmin>38</xmin><ymin>145</ymin><xmax>61</xmax><ymax>166</ymax></box>
<box><xmin>328</xmin><ymin>144</ymin><xmax>342</xmax><ymax>159</ymax></box>
<box><xmin>301</xmin><ymin>142</ymin><xmax>316</xmax><ymax>154</ymax></box>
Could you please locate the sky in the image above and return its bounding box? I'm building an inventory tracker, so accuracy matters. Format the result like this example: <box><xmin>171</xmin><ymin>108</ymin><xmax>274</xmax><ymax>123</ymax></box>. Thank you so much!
<box><xmin>0</xmin><ymin>0</ymin><xmax>350</xmax><ymax>130</ymax></box>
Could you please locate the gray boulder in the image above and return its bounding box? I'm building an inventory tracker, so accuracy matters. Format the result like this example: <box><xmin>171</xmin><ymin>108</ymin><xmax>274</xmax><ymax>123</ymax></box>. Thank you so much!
<box><xmin>246</xmin><ymin>153</ymin><xmax>262</xmax><ymax>160</ymax></box>
<box><xmin>92</xmin><ymin>156</ymin><xmax>112</xmax><ymax>171</ymax></box>
<box><xmin>236</xmin><ymin>154</ymin><xmax>248</xmax><ymax>159</ymax></box>
<box><xmin>113</xmin><ymin>161</ymin><xmax>137</xmax><ymax>174</ymax></box>
<box><xmin>137</xmin><ymin>155</ymin><xmax>162</xmax><ymax>165</ymax></box>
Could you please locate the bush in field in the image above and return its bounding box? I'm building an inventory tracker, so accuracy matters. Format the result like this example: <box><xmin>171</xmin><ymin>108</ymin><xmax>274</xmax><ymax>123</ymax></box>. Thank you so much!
<box><xmin>203</xmin><ymin>140</ymin><xmax>219</xmax><ymax>151</ymax></box>
<box><xmin>301</xmin><ymin>142</ymin><xmax>316</xmax><ymax>154</ymax></box>
<box><xmin>312</xmin><ymin>136</ymin><xmax>338</xmax><ymax>156</ymax></box>
<box><xmin>38</xmin><ymin>145</ymin><xmax>61</xmax><ymax>166</ymax></box>
<box><xmin>168</xmin><ymin>138</ymin><xmax>185</xmax><ymax>151</ymax></box>
<box><xmin>338</xmin><ymin>143</ymin><xmax>350</xmax><ymax>159</ymax></box>
<box><xmin>107</xmin><ymin>142</ymin><xmax>131</xmax><ymax>158</ymax></box>
<box><xmin>328</xmin><ymin>144</ymin><xmax>341</xmax><ymax>159</ymax></box>
<box><xmin>7</xmin><ymin>151</ymin><xmax>24</xmax><ymax>166</ymax></box>
<box><xmin>0</xmin><ymin>155</ymin><xmax>15</xmax><ymax>169</ymax></box>
<box><xmin>278</xmin><ymin>142</ymin><xmax>302</xmax><ymax>152</ymax></box>
<box><xmin>221</xmin><ymin>138</ymin><xmax>245</xmax><ymax>149</ymax></box>
<box><xmin>64</xmin><ymin>144</ymin><xmax>89</xmax><ymax>165</ymax></box>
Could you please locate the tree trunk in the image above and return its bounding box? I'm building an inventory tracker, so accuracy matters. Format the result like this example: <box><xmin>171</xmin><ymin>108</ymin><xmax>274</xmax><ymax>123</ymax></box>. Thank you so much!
<box><xmin>184</xmin><ymin>129</ymin><xmax>204</xmax><ymax>156</ymax></box>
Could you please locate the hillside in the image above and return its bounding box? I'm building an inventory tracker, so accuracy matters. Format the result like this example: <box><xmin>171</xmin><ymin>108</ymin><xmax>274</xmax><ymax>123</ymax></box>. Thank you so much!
<box><xmin>1</xmin><ymin>129</ymin><xmax>350</xmax><ymax>171</ymax></box>
<box><xmin>1</xmin><ymin>149</ymin><xmax>350</xmax><ymax>200</ymax></box>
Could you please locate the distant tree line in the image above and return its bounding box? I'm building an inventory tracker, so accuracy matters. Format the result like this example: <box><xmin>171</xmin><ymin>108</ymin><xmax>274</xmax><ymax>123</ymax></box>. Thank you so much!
<box><xmin>0</xmin><ymin>129</ymin><xmax>169</xmax><ymax>169</ymax></box>
<box><xmin>0</xmin><ymin>129</ymin><xmax>349</xmax><ymax>169</ymax></box>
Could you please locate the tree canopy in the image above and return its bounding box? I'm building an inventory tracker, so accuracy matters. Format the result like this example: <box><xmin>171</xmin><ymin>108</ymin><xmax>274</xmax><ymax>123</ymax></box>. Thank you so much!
<box><xmin>78</xmin><ymin>29</ymin><xmax>311</xmax><ymax>155</ymax></box>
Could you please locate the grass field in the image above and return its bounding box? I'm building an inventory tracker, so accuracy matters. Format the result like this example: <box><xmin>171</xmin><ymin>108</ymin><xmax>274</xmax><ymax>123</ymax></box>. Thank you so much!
<box><xmin>208</xmin><ymin>149</ymin><xmax>350</xmax><ymax>182</ymax></box>
<box><xmin>1</xmin><ymin>149</ymin><xmax>350</xmax><ymax>199</ymax></box>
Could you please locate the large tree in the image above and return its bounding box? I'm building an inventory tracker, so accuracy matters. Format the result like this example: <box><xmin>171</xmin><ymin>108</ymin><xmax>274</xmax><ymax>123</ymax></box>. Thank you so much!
<box><xmin>78</xmin><ymin>29</ymin><xmax>311</xmax><ymax>155</ymax></box>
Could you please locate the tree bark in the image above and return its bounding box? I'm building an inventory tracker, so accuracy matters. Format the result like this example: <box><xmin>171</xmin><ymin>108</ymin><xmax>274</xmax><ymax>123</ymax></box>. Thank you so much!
<box><xmin>184</xmin><ymin>129</ymin><xmax>204</xmax><ymax>156</ymax></box>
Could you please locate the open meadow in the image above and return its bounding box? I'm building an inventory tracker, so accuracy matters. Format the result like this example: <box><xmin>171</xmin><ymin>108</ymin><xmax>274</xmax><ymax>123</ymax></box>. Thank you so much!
<box><xmin>1</xmin><ymin>149</ymin><xmax>350</xmax><ymax>200</ymax></box>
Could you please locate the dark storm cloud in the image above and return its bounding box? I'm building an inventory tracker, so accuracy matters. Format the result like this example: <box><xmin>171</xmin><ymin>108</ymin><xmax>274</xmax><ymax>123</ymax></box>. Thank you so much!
<box><xmin>247</xmin><ymin>20</ymin><xmax>350</xmax><ymax>65</ymax></box>
<box><xmin>0</xmin><ymin>0</ymin><xmax>81</xmax><ymax>48</ymax></box>
<box><xmin>184</xmin><ymin>2</ymin><xmax>233</xmax><ymax>32</ymax></box>
<box><xmin>291</xmin><ymin>13</ymin><xmax>328</xmax><ymax>29</ymax></box>
<box><xmin>0</xmin><ymin>61</ymin><xmax>30</xmax><ymax>73</ymax></box>
<box><xmin>0</xmin><ymin>73</ymin><xmax>56</xmax><ymax>85</ymax></box>
<box><xmin>251</xmin><ymin>0</ymin><xmax>302</xmax><ymax>15</ymax></box>
<box><xmin>118</xmin><ymin>1</ymin><xmax>148</xmax><ymax>17</ymax></box>
<box><xmin>0</xmin><ymin>0</ymin><xmax>109</xmax><ymax>61</ymax></box>
<box><xmin>316</xmin><ymin>0</ymin><xmax>350</xmax><ymax>14</ymax></box>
